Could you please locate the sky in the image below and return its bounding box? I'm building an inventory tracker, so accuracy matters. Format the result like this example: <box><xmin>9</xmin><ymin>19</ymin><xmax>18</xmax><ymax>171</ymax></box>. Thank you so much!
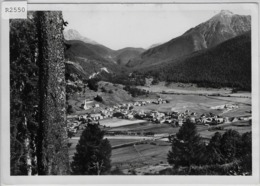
<box><xmin>62</xmin><ymin>4</ymin><xmax>251</xmax><ymax>50</ymax></box>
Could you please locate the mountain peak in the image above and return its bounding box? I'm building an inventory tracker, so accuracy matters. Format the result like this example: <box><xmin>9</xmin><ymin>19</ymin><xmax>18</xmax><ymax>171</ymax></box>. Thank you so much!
<box><xmin>63</xmin><ymin>29</ymin><xmax>99</xmax><ymax>45</ymax></box>
<box><xmin>219</xmin><ymin>10</ymin><xmax>233</xmax><ymax>16</ymax></box>
<box><xmin>211</xmin><ymin>10</ymin><xmax>234</xmax><ymax>21</ymax></box>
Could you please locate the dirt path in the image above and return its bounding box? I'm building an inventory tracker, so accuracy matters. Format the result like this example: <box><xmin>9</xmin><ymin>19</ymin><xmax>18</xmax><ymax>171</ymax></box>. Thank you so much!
<box><xmin>133</xmin><ymin>144</ymin><xmax>144</xmax><ymax>161</ymax></box>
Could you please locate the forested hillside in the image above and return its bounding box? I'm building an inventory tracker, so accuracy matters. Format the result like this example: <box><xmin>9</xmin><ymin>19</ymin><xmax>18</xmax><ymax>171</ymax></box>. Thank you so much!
<box><xmin>65</xmin><ymin>40</ymin><xmax>122</xmax><ymax>78</ymax></box>
<box><xmin>142</xmin><ymin>32</ymin><xmax>251</xmax><ymax>90</ymax></box>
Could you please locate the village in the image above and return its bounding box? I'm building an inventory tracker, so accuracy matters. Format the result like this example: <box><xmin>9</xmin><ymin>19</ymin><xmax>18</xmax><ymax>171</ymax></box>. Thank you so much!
<box><xmin>67</xmin><ymin>96</ymin><xmax>252</xmax><ymax>137</ymax></box>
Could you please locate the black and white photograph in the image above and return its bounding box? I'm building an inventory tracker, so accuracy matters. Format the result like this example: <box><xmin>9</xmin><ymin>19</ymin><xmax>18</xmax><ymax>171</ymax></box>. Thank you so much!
<box><xmin>1</xmin><ymin>1</ymin><xmax>260</xmax><ymax>185</ymax></box>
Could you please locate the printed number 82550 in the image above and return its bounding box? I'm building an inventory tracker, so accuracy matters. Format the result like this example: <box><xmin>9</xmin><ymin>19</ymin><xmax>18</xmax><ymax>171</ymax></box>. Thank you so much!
<box><xmin>5</xmin><ymin>7</ymin><xmax>26</xmax><ymax>13</ymax></box>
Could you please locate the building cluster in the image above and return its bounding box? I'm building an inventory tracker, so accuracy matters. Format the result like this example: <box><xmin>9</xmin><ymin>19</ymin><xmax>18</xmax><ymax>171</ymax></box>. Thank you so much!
<box><xmin>67</xmin><ymin>97</ymin><xmax>252</xmax><ymax>135</ymax></box>
<box><xmin>67</xmin><ymin>98</ymin><xmax>168</xmax><ymax>134</ymax></box>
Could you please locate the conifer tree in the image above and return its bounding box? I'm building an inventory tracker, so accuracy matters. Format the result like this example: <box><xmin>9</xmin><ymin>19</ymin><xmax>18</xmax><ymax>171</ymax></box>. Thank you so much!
<box><xmin>220</xmin><ymin>129</ymin><xmax>241</xmax><ymax>163</ymax></box>
<box><xmin>167</xmin><ymin>121</ymin><xmax>205</xmax><ymax>169</ymax></box>
<box><xmin>240</xmin><ymin>132</ymin><xmax>252</xmax><ymax>173</ymax></box>
<box><xmin>10</xmin><ymin>13</ymin><xmax>39</xmax><ymax>175</ymax></box>
<box><xmin>207</xmin><ymin>132</ymin><xmax>224</xmax><ymax>164</ymax></box>
<box><xmin>71</xmin><ymin>124</ymin><xmax>111</xmax><ymax>175</ymax></box>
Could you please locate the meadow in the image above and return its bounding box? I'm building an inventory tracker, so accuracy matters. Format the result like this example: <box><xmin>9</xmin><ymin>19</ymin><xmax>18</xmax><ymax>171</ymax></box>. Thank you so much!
<box><xmin>111</xmin><ymin>141</ymin><xmax>171</xmax><ymax>174</ymax></box>
<box><xmin>133</xmin><ymin>94</ymin><xmax>251</xmax><ymax>117</ymax></box>
<box><xmin>68</xmin><ymin>90</ymin><xmax>252</xmax><ymax>174</ymax></box>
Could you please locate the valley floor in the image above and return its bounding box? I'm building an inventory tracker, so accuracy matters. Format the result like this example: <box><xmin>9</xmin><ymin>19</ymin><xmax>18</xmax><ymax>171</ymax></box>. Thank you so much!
<box><xmin>68</xmin><ymin>84</ymin><xmax>252</xmax><ymax>175</ymax></box>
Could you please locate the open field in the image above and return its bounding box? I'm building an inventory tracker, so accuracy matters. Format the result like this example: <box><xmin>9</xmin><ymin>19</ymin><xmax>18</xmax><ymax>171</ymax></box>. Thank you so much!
<box><xmin>224</xmin><ymin>124</ymin><xmax>252</xmax><ymax>134</ymax></box>
<box><xmin>100</xmin><ymin>118</ymin><xmax>147</xmax><ymax>128</ymax></box>
<box><xmin>132</xmin><ymin>94</ymin><xmax>251</xmax><ymax>117</ymax></box>
<box><xmin>105</xmin><ymin>136</ymin><xmax>154</xmax><ymax>140</ymax></box>
<box><xmin>111</xmin><ymin>142</ymin><xmax>171</xmax><ymax>171</ymax></box>
<box><xmin>138</xmin><ymin>82</ymin><xmax>251</xmax><ymax>98</ymax></box>
<box><xmin>198</xmin><ymin>121</ymin><xmax>251</xmax><ymax>139</ymax></box>
<box><xmin>107</xmin><ymin>138</ymin><xmax>142</xmax><ymax>146</ymax></box>
<box><xmin>108</xmin><ymin>122</ymin><xmax>179</xmax><ymax>134</ymax></box>
<box><xmin>137</xmin><ymin>82</ymin><xmax>233</xmax><ymax>95</ymax></box>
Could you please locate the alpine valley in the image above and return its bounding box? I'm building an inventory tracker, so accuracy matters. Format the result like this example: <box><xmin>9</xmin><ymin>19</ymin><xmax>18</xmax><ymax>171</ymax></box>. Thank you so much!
<box><xmin>64</xmin><ymin>10</ymin><xmax>251</xmax><ymax>91</ymax></box>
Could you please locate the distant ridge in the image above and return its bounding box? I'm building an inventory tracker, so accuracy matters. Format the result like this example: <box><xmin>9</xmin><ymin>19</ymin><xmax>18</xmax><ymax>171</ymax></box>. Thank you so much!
<box><xmin>114</xmin><ymin>47</ymin><xmax>145</xmax><ymax>65</ymax></box>
<box><xmin>127</xmin><ymin>10</ymin><xmax>251</xmax><ymax>68</ymax></box>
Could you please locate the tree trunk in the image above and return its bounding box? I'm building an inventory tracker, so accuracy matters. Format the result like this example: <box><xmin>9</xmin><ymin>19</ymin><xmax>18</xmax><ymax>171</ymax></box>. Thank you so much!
<box><xmin>36</xmin><ymin>11</ymin><xmax>69</xmax><ymax>175</ymax></box>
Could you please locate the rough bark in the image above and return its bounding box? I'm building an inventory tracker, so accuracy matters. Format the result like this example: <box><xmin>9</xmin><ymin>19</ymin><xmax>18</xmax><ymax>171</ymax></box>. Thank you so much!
<box><xmin>36</xmin><ymin>11</ymin><xmax>69</xmax><ymax>175</ymax></box>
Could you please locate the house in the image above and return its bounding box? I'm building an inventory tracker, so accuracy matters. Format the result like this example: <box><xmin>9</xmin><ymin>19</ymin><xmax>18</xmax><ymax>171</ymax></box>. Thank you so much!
<box><xmin>215</xmin><ymin>117</ymin><xmax>224</xmax><ymax>124</ymax></box>
<box><xmin>127</xmin><ymin>131</ymin><xmax>137</xmax><ymax>136</ymax></box>
<box><xmin>90</xmin><ymin>113</ymin><xmax>102</xmax><ymax>120</ymax></box>
<box><xmin>178</xmin><ymin>119</ymin><xmax>183</xmax><ymax>126</ymax></box>
<box><xmin>239</xmin><ymin>116</ymin><xmax>251</xmax><ymax>121</ymax></box>
<box><xmin>83</xmin><ymin>99</ymin><xmax>92</xmax><ymax>110</ymax></box>
<box><xmin>89</xmin><ymin>121</ymin><xmax>99</xmax><ymax>125</ymax></box>
<box><xmin>202</xmin><ymin>118</ymin><xmax>213</xmax><ymax>124</ymax></box>
<box><xmin>224</xmin><ymin>117</ymin><xmax>230</xmax><ymax>123</ymax></box>
<box><xmin>188</xmin><ymin>116</ymin><xmax>196</xmax><ymax>123</ymax></box>
<box><xmin>141</xmin><ymin>101</ymin><xmax>146</xmax><ymax>106</ymax></box>
<box><xmin>157</xmin><ymin>112</ymin><xmax>165</xmax><ymax>118</ymax></box>
<box><xmin>231</xmin><ymin>117</ymin><xmax>239</xmax><ymax>122</ymax></box>
<box><xmin>159</xmin><ymin>118</ymin><xmax>166</xmax><ymax>124</ymax></box>
<box><xmin>126</xmin><ymin>114</ymin><xmax>134</xmax><ymax>119</ymax></box>
<box><xmin>165</xmin><ymin>119</ymin><xmax>173</xmax><ymax>124</ymax></box>
<box><xmin>134</xmin><ymin>102</ymin><xmax>141</xmax><ymax>106</ymax></box>
<box><xmin>185</xmin><ymin>110</ymin><xmax>190</xmax><ymax>115</ymax></box>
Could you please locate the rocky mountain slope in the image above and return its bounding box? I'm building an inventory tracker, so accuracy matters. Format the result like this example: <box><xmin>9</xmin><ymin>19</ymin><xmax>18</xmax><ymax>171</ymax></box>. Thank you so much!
<box><xmin>127</xmin><ymin>10</ymin><xmax>251</xmax><ymax>68</ymax></box>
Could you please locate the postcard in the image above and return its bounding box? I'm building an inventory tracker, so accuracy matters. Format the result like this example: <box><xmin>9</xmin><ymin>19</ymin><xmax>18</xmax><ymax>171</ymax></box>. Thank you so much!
<box><xmin>1</xmin><ymin>1</ymin><xmax>259</xmax><ymax>185</ymax></box>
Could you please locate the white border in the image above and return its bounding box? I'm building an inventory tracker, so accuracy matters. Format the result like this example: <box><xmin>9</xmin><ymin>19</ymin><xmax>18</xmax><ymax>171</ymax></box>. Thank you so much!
<box><xmin>1</xmin><ymin>1</ymin><xmax>259</xmax><ymax>185</ymax></box>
